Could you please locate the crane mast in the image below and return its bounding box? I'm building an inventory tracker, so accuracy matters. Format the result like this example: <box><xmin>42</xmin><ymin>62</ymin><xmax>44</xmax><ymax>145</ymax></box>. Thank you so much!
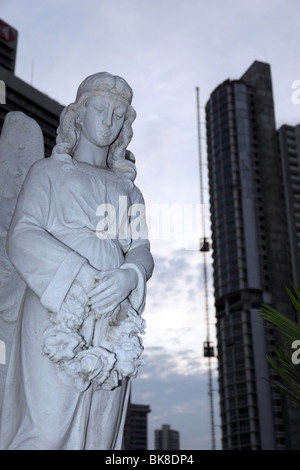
<box><xmin>196</xmin><ymin>87</ymin><xmax>216</xmax><ymax>450</ymax></box>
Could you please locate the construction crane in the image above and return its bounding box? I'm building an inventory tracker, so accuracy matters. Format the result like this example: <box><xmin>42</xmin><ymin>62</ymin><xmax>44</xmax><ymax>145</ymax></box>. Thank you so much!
<box><xmin>196</xmin><ymin>87</ymin><xmax>216</xmax><ymax>450</ymax></box>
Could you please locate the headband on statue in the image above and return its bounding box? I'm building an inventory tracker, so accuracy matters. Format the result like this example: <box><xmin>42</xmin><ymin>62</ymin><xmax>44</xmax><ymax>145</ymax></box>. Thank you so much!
<box><xmin>76</xmin><ymin>72</ymin><xmax>133</xmax><ymax>106</ymax></box>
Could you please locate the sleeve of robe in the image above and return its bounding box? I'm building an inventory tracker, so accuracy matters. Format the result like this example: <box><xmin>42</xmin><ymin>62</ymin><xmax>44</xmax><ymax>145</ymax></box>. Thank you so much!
<box><xmin>120</xmin><ymin>184</ymin><xmax>154</xmax><ymax>314</ymax></box>
<box><xmin>6</xmin><ymin>159</ymin><xmax>87</xmax><ymax>314</ymax></box>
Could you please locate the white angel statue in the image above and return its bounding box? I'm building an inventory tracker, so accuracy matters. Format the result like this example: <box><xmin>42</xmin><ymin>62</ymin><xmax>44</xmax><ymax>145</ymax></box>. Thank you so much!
<box><xmin>0</xmin><ymin>72</ymin><xmax>154</xmax><ymax>450</ymax></box>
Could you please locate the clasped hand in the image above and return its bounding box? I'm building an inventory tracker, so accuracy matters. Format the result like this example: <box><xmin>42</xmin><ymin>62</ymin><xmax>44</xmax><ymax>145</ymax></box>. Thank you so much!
<box><xmin>77</xmin><ymin>265</ymin><xmax>138</xmax><ymax>318</ymax></box>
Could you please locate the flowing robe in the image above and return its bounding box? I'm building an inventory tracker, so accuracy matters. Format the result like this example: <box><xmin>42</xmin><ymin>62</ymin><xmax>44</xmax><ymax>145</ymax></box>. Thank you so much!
<box><xmin>0</xmin><ymin>155</ymin><xmax>154</xmax><ymax>450</ymax></box>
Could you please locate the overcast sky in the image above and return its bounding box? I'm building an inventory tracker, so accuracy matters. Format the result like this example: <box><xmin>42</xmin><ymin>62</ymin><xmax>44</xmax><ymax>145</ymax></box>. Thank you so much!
<box><xmin>1</xmin><ymin>0</ymin><xmax>300</xmax><ymax>450</ymax></box>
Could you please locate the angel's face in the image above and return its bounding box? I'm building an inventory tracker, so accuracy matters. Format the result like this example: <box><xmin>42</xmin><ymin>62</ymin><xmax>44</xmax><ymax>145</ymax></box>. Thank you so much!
<box><xmin>80</xmin><ymin>94</ymin><xmax>127</xmax><ymax>148</ymax></box>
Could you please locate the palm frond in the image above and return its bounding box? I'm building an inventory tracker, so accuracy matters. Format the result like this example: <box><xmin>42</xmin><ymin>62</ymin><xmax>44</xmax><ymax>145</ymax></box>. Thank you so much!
<box><xmin>260</xmin><ymin>285</ymin><xmax>300</xmax><ymax>407</ymax></box>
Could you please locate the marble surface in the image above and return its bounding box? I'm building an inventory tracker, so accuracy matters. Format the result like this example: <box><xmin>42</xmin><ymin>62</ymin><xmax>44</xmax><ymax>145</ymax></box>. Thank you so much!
<box><xmin>0</xmin><ymin>73</ymin><xmax>154</xmax><ymax>449</ymax></box>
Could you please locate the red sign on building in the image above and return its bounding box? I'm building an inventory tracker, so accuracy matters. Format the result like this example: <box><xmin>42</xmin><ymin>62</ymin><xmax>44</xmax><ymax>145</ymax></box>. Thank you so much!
<box><xmin>0</xmin><ymin>20</ymin><xmax>15</xmax><ymax>42</ymax></box>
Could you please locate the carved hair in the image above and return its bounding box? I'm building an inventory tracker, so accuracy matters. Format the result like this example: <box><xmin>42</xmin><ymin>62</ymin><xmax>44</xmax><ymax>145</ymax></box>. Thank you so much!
<box><xmin>51</xmin><ymin>72</ymin><xmax>137</xmax><ymax>182</ymax></box>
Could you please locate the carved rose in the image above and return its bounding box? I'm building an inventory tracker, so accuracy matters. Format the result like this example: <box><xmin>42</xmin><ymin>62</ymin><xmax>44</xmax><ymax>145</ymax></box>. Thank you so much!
<box><xmin>77</xmin><ymin>347</ymin><xmax>116</xmax><ymax>383</ymax></box>
<box><xmin>43</xmin><ymin>328</ymin><xmax>83</xmax><ymax>362</ymax></box>
<box><xmin>43</xmin><ymin>285</ymin><xmax>146</xmax><ymax>392</ymax></box>
<box><xmin>51</xmin><ymin>281</ymin><xmax>88</xmax><ymax>330</ymax></box>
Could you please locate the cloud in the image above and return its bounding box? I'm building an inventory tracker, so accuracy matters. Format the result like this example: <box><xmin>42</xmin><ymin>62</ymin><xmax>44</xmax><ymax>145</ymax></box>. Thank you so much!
<box><xmin>146</xmin><ymin>247</ymin><xmax>213</xmax><ymax>311</ymax></box>
<box><xmin>131</xmin><ymin>345</ymin><xmax>220</xmax><ymax>450</ymax></box>
<box><xmin>142</xmin><ymin>245</ymin><xmax>216</xmax><ymax>361</ymax></box>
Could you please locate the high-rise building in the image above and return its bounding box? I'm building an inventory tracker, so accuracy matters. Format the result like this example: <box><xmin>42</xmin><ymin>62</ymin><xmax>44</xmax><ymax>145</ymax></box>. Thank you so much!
<box><xmin>205</xmin><ymin>60</ymin><xmax>300</xmax><ymax>450</ymax></box>
<box><xmin>0</xmin><ymin>18</ymin><xmax>64</xmax><ymax>156</ymax></box>
<box><xmin>123</xmin><ymin>400</ymin><xmax>151</xmax><ymax>450</ymax></box>
<box><xmin>278</xmin><ymin>124</ymin><xmax>300</xmax><ymax>290</ymax></box>
<box><xmin>0</xmin><ymin>19</ymin><xmax>18</xmax><ymax>73</ymax></box>
<box><xmin>155</xmin><ymin>424</ymin><xmax>180</xmax><ymax>450</ymax></box>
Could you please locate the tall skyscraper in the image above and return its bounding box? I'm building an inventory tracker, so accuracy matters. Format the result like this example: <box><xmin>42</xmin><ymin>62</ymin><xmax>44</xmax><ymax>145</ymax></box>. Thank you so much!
<box><xmin>123</xmin><ymin>400</ymin><xmax>151</xmax><ymax>450</ymax></box>
<box><xmin>155</xmin><ymin>424</ymin><xmax>180</xmax><ymax>450</ymax></box>
<box><xmin>205</xmin><ymin>60</ymin><xmax>300</xmax><ymax>449</ymax></box>
<box><xmin>278</xmin><ymin>124</ymin><xmax>300</xmax><ymax>290</ymax></box>
<box><xmin>0</xmin><ymin>19</ymin><xmax>18</xmax><ymax>73</ymax></box>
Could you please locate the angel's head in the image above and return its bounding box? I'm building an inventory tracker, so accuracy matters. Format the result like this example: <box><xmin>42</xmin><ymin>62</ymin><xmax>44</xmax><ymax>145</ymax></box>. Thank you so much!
<box><xmin>53</xmin><ymin>72</ymin><xmax>137</xmax><ymax>182</ymax></box>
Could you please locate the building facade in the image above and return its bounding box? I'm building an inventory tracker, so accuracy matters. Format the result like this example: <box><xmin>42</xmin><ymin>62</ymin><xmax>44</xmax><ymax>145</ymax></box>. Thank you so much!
<box><xmin>155</xmin><ymin>424</ymin><xmax>180</xmax><ymax>450</ymax></box>
<box><xmin>123</xmin><ymin>401</ymin><xmax>151</xmax><ymax>450</ymax></box>
<box><xmin>0</xmin><ymin>19</ymin><xmax>18</xmax><ymax>73</ymax></box>
<box><xmin>278</xmin><ymin>124</ymin><xmax>300</xmax><ymax>290</ymax></box>
<box><xmin>205</xmin><ymin>61</ymin><xmax>300</xmax><ymax>449</ymax></box>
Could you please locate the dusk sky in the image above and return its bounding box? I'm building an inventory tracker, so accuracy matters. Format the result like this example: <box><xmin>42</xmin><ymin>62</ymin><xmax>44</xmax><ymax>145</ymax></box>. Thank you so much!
<box><xmin>1</xmin><ymin>0</ymin><xmax>300</xmax><ymax>450</ymax></box>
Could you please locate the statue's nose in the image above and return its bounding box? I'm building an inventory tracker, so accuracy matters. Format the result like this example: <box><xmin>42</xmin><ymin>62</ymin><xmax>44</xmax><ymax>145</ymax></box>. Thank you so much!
<box><xmin>102</xmin><ymin>111</ymin><xmax>113</xmax><ymax>126</ymax></box>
